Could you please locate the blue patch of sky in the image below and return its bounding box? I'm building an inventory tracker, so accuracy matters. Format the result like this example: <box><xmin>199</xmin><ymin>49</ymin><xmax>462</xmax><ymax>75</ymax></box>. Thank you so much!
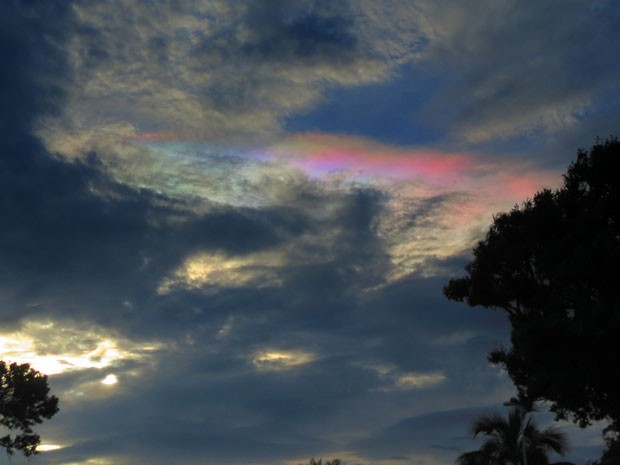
<box><xmin>284</xmin><ymin>64</ymin><xmax>444</xmax><ymax>147</ymax></box>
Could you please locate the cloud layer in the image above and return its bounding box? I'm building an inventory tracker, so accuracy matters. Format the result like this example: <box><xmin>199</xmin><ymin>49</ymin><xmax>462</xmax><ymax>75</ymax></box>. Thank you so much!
<box><xmin>1</xmin><ymin>1</ymin><xmax>616</xmax><ymax>464</ymax></box>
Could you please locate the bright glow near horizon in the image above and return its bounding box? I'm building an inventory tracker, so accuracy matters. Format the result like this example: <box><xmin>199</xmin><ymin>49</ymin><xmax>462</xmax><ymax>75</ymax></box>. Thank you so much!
<box><xmin>0</xmin><ymin>320</ymin><xmax>163</xmax><ymax>376</ymax></box>
<box><xmin>37</xmin><ymin>444</ymin><xmax>64</xmax><ymax>452</ymax></box>
<box><xmin>0</xmin><ymin>334</ymin><xmax>120</xmax><ymax>375</ymax></box>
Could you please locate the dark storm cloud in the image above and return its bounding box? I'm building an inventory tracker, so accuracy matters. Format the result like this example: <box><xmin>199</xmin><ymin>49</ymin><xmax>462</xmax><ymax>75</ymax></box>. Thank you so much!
<box><xmin>0</xmin><ymin>1</ymin><xmax>72</xmax><ymax>130</ymax></box>
<box><xmin>42</xmin><ymin>285</ymin><xmax>513</xmax><ymax>465</ymax></box>
<box><xmin>43</xmin><ymin>341</ymin><xmax>382</xmax><ymax>463</ymax></box>
<box><xmin>88</xmin><ymin>263</ymin><xmax>513</xmax><ymax>462</ymax></box>
<box><xmin>126</xmin><ymin>193</ymin><xmax>392</xmax><ymax>354</ymax></box>
<box><xmin>353</xmin><ymin>275</ymin><xmax>509</xmax><ymax>365</ymax></box>
<box><xmin>10</xmin><ymin>206</ymin><xmax>542</xmax><ymax>464</ymax></box>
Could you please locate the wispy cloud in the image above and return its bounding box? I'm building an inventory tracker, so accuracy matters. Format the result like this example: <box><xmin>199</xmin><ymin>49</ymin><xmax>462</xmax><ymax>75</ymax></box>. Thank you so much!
<box><xmin>412</xmin><ymin>0</ymin><xmax>620</xmax><ymax>141</ymax></box>
<box><xmin>39</xmin><ymin>0</ymin><xmax>424</xmax><ymax>155</ymax></box>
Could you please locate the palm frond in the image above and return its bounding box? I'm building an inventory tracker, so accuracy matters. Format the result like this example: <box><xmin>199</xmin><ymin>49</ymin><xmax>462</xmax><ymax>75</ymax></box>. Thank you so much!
<box><xmin>459</xmin><ymin>407</ymin><xmax>570</xmax><ymax>465</ymax></box>
<box><xmin>457</xmin><ymin>450</ymin><xmax>495</xmax><ymax>465</ymax></box>
<box><xmin>532</xmin><ymin>426</ymin><xmax>569</xmax><ymax>455</ymax></box>
<box><xmin>471</xmin><ymin>413</ymin><xmax>508</xmax><ymax>438</ymax></box>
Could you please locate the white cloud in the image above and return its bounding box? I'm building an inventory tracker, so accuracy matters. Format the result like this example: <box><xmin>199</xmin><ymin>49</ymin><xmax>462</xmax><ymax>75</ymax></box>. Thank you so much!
<box><xmin>395</xmin><ymin>372</ymin><xmax>446</xmax><ymax>389</ymax></box>
<box><xmin>252</xmin><ymin>349</ymin><xmax>317</xmax><ymax>371</ymax></box>
<box><xmin>362</xmin><ymin>362</ymin><xmax>447</xmax><ymax>390</ymax></box>
<box><xmin>40</xmin><ymin>0</ymin><xmax>425</xmax><ymax>157</ymax></box>
<box><xmin>157</xmin><ymin>250</ymin><xmax>284</xmax><ymax>293</ymax></box>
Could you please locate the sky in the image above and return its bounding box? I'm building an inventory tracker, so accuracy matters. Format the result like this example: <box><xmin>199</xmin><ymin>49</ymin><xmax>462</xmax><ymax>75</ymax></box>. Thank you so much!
<box><xmin>1</xmin><ymin>1</ymin><xmax>619</xmax><ymax>464</ymax></box>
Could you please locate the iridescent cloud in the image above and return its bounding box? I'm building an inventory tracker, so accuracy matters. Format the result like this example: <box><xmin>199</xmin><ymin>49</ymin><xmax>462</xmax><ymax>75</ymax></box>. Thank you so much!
<box><xmin>267</xmin><ymin>133</ymin><xmax>558</xmax><ymax>199</ymax></box>
<box><xmin>115</xmin><ymin>132</ymin><xmax>561</xmax><ymax>287</ymax></box>
<box><xmin>268</xmin><ymin>133</ymin><xmax>474</xmax><ymax>185</ymax></box>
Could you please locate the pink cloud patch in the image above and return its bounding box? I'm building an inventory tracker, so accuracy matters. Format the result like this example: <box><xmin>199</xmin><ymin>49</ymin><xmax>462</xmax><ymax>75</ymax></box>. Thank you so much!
<box><xmin>269</xmin><ymin>134</ymin><xmax>475</xmax><ymax>184</ymax></box>
<box><xmin>267</xmin><ymin>134</ymin><xmax>560</xmax><ymax>202</ymax></box>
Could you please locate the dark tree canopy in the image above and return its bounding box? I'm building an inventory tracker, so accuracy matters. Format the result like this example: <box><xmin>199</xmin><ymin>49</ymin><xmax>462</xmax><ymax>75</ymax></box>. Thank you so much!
<box><xmin>444</xmin><ymin>138</ymin><xmax>620</xmax><ymax>429</ymax></box>
<box><xmin>300</xmin><ymin>458</ymin><xmax>341</xmax><ymax>465</ymax></box>
<box><xmin>0</xmin><ymin>361</ymin><xmax>59</xmax><ymax>456</ymax></box>
<box><xmin>587</xmin><ymin>429</ymin><xmax>620</xmax><ymax>465</ymax></box>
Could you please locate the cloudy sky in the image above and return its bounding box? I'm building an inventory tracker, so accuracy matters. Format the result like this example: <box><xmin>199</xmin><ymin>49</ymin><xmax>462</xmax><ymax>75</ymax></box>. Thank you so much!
<box><xmin>1</xmin><ymin>1</ymin><xmax>618</xmax><ymax>464</ymax></box>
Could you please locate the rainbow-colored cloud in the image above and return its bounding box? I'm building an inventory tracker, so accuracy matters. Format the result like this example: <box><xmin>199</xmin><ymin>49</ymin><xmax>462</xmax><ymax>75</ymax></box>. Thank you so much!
<box><xmin>108</xmin><ymin>132</ymin><xmax>561</xmax><ymax>283</ymax></box>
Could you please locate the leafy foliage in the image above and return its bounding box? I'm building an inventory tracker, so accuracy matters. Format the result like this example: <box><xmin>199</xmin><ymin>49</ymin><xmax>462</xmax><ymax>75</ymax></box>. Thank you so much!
<box><xmin>0</xmin><ymin>361</ymin><xmax>59</xmax><ymax>456</ymax></box>
<box><xmin>457</xmin><ymin>407</ymin><xmax>571</xmax><ymax>465</ymax></box>
<box><xmin>587</xmin><ymin>428</ymin><xmax>620</xmax><ymax>465</ymax></box>
<box><xmin>444</xmin><ymin>138</ymin><xmax>620</xmax><ymax>429</ymax></box>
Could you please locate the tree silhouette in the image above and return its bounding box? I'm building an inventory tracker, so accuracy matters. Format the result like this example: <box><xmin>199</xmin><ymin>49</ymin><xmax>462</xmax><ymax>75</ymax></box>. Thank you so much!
<box><xmin>587</xmin><ymin>428</ymin><xmax>620</xmax><ymax>465</ymax></box>
<box><xmin>0</xmin><ymin>361</ymin><xmax>59</xmax><ymax>456</ymax></box>
<box><xmin>444</xmin><ymin>138</ymin><xmax>620</xmax><ymax>431</ymax></box>
<box><xmin>300</xmin><ymin>458</ymin><xmax>341</xmax><ymax>465</ymax></box>
<box><xmin>457</xmin><ymin>407</ymin><xmax>571</xmax><ymax>465</ymax></box>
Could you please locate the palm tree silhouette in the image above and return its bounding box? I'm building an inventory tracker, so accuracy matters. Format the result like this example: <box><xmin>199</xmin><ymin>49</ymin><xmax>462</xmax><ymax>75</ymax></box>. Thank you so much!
<box><xmin>457</xmin><ymin>407</ymin><xmax>574</xmax><ymax>465</ymax></box>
